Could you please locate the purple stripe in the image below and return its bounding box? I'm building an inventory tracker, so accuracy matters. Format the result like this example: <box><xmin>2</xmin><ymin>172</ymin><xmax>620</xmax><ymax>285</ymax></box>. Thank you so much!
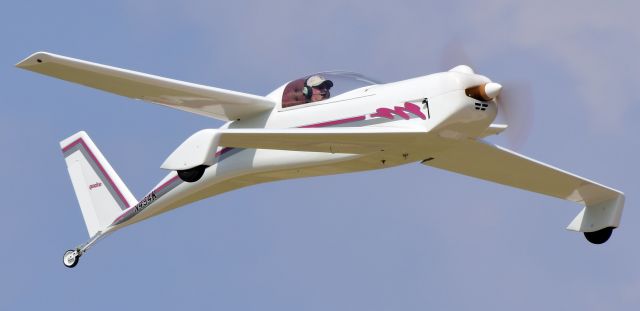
<box><xmin>154</xmin><ymin>175</ymin><xmax>180</xmax><ymax>192</ymax></box>
<box><xmin>112</xmin><ymin>208</ymin><xmax>131</xmax><ymax>223</ymax></box>
<box><xmin>299</xmin><ymin>115</ymin><xmax>367</xmax><ymax>128</ymax></box>
<box><xmin>213</xmin><ymin>116</ymin><xmax>368</xmax><ymax>159</ymax></box>
<box><xmin>62</xmin><ymin>138</ymin><xmax>131</xmax><ymax>207</ymax></box>
<box><xmin>215</xmin><ymin>147</ymin><xmax>233</xmax><ymax>157</ymax></box>
<box><xmin>113</xmin><ymin>175</ymin><xmax>182</xmax><ymax>225</ymax></box>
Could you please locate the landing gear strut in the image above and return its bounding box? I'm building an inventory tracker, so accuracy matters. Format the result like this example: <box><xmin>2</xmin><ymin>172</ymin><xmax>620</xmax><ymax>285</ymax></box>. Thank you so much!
<box><xmin>63</xmin><ymin>249</ymin><xmax>81</xmax><ymax>268</ymax></box>
<box><xmin>584</xmin><ymin>227</ymin><xmax>614</xmax><ymax>244</ymax></box>
<box><xmin>62</xmin><ymin>231</ymin><xmax>105</xmax><ymax>268</ymax></box>
<box><xmin>177</xmin><ymin>165</ymin><xmax>207</xmax><ymax>182</ymax></box>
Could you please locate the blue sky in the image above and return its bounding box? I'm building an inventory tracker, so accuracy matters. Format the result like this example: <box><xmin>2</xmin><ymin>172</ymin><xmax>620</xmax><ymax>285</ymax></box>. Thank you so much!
<box><xmin>2</xmin><ymin>1</ymin><xmax>638</xmax><ymax>310</ymax></box>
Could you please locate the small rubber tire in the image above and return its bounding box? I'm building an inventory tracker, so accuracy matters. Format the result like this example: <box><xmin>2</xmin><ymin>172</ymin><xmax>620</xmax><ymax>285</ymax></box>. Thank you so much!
<box><xmin>177</xmin><ymin>165</ymin><xmax>207</xmax><ymax>183</ymax></box>
<box><xmin>584</xmin><ymin>227</ymin><xmax>614</xmax><ymax>245</ymax></box>
<box><xmin>63</xmin><ymin>249</ymin><xmax>80</xmax><ymax>268</ymax></box>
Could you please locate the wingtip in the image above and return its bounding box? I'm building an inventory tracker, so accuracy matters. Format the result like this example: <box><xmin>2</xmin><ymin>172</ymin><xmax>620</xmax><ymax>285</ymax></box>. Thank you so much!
<box><xmin>15</xmin><ymin>51</ymin><xmax>52</xmax><ymax>68</ymax></box>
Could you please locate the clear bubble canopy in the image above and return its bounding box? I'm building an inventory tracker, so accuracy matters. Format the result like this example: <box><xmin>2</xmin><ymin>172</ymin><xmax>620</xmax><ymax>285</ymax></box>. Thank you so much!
<box><xmin>281</xmin><ymin>71</ymin><xmax>382</xmax><ymax>108</ymax></box>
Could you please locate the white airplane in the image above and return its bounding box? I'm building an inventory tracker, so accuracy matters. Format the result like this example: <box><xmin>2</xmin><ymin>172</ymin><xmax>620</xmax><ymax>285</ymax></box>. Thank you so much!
<box><xmin>17</xmin><ymin>52</ymin><xmax>625</xmax><ymax>268</ymax></box>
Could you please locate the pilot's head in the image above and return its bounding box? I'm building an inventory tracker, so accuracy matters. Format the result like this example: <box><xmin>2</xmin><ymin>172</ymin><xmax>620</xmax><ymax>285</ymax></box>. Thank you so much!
<box><xmin>304</xmin><ymin>75</ymin><xmax>334</xmax><ymax>102</ymax></box>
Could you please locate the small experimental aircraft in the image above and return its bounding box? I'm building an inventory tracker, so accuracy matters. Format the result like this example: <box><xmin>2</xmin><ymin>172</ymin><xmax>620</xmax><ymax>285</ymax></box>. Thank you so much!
<box><xmin>16</xmin><ymin>52</ymin><xmax>625</xmax><ymax>268</ymax></box>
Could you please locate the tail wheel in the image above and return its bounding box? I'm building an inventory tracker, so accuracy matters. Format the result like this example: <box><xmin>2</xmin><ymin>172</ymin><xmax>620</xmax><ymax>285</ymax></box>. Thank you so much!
<box><xmin>584</xmin><ymin>227</ymin><xmax>614</xmax><ymax>245</ymax></box>
<box><xmin>63</xmin><ymin>249</ymin><xmax>80</xmax><ymax>268</ymax></box>
<box><xmin>177</xmin><ymin>165</ymin><xmax>207</xmax><ymax>183</ymax></box>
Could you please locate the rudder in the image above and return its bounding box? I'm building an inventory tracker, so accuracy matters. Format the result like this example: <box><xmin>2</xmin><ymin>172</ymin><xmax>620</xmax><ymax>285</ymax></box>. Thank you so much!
<box><xmin>60</xmin><ymin>131</ymin><xmax>136</xmax><ymax>236</ymax></box>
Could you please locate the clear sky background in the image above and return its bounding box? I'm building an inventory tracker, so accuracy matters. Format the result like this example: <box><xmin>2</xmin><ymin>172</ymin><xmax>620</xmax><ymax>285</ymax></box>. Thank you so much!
<box><xmin>2</xmin><ymin>1</ymin><xmax>638</xmax><ymax>310</ymax></box>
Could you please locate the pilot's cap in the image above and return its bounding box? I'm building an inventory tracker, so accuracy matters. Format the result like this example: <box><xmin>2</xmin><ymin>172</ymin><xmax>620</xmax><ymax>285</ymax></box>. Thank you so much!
<box><xmin>307</xmin><ymin>75</ymin><xmax>334</xmax><ymax>88</ymax></box>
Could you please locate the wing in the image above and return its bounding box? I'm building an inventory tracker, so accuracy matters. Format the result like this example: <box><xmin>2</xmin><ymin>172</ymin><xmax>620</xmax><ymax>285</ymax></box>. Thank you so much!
<box><xmin>422</xmin><ymin>138</ymin><xmax>624</xmax><ymax>232</ymax></box>
<box><xmin>218</xmin><ymin>127</ymin><xmax>427</xmax><ymax>154</ymax></box>
<box><xmin>161</xmin><ymin>127</ymin><xmax>428</xmax><ymax>170</ymax></box>
<box><xmin>16</xmin><ymin>52</ymin><xmax>275</xmax><ymax>121</ymax></box>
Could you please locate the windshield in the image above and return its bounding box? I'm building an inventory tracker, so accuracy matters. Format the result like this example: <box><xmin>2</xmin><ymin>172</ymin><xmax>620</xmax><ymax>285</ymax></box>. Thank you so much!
<box><xmin>281</xmin><ymin>71</ymin><xmax>381</xmax><ymax>108</ymax></box>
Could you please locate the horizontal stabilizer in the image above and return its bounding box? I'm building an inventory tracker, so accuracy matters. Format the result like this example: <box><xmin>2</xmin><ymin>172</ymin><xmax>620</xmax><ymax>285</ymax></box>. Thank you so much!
<box><xmin>16</xmin><ymin>52</ymin><xmax>275</xmax><ymax>121</ymax></box>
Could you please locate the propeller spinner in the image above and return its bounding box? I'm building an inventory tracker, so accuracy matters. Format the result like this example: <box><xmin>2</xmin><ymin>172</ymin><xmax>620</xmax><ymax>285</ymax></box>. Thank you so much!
<box><xmin>465</xmin><ymin>83</ymin><xmax>503</xmax><ymax>101</ymax></box>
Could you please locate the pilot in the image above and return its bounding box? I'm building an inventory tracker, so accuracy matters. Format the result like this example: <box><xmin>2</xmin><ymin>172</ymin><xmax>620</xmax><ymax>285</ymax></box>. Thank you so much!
<box><xmin>303</xmin><ymin>75</ymin><xmax>334</xmax><ymax>102</ymax></box>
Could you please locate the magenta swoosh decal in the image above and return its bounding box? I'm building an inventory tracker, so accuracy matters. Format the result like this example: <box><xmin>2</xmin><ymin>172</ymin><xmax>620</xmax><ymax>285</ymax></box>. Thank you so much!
<box><xmin>370</xmin><ymin>102</ymin><xmax>426</xmax><ymax>120</ymax></box>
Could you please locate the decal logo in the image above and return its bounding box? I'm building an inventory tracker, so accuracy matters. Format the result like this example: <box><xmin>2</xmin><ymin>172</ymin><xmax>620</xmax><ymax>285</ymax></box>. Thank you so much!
<box><xmin>89</xmin><ymin>182</ymin><xmax>103</xmax><ymax>190</ymax></box>
<box><xmin>370</xmin><ymin>102</ymin><xmax>426</xmax><ymax>120</ymax></box>
<box><xmin>134</xmin><ymin>192</ymin><xmax>157</xmax><ymax>212</ymax></box>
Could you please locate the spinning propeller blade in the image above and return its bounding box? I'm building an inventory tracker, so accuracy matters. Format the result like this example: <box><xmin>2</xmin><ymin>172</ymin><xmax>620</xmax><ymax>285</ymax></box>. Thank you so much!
<box><xmin>440</xmin><ymin>42</ymin><xmax>534</xmax><ymax>149</ymax></box>
<box><xmin>440</xmin><ymin>39</ymin><xmax>474</xmax><ymax>71</ymax></box>
<box><xmin>495</xmin><ymin>82</ymin><xmax>534</xmax><ymax>150</ymax></box>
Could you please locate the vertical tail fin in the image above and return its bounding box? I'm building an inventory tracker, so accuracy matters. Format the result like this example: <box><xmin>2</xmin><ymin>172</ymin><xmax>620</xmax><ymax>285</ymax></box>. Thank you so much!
<box><xmin>60</xmin><ymin>131</ymin><xmax>137</xmax><ymax>236</ymax></box>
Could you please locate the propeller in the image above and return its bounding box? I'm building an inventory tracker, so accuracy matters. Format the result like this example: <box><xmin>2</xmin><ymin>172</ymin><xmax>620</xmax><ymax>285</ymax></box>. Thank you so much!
<box><xmin>494</xmin><ymin>82</ymin><xmax>534</xmax><ymax>150</ymax></box>
<box><xmin>440</xmin><ymin>42</ymin><xmax>534</xmax><ymax>150</ymax></box>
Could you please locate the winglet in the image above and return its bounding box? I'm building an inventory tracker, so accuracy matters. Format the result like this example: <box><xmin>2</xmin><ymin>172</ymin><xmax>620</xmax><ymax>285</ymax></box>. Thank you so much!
<box><xmin>566</xmin><ymin>194</ymin><xmax>625</xmax><ymax>232</ymax></box>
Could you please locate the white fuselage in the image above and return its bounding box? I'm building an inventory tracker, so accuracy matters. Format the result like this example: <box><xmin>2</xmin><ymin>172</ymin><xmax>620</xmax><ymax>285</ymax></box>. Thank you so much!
<box><xmin>109</xmin><ymin>71</ymin><xmax>496</xmax><ymax>231</ymax></box>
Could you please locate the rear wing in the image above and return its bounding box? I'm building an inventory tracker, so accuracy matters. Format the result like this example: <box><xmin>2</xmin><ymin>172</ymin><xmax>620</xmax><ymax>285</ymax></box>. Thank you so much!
<box><xmin>16</xmin><ymin>52</ymin><xmax>275</xmax><ymax>121</ymax></box>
